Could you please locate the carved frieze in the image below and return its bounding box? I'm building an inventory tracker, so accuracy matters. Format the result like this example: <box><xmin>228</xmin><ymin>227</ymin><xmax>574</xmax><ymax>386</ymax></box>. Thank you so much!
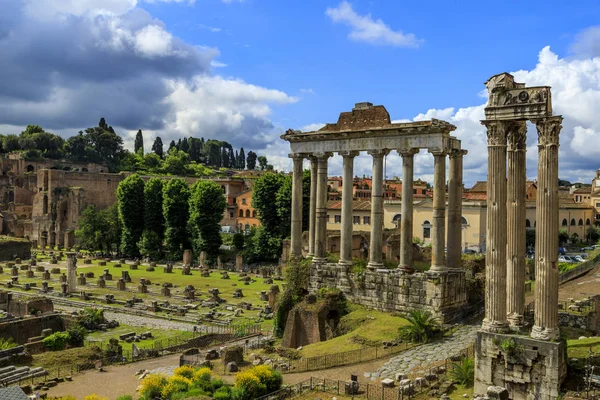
<box><xmin>484</xmin><ymin>73</ymin><xmax>552</xmax><ymax>121</ymax></box>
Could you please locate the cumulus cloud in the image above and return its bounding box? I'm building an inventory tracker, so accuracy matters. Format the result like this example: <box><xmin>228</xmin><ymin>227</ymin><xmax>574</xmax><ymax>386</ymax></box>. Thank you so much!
<box><xmin>325</xmin><ymin>1</ymin><xmax>422</xmax><ymax>47</ymax></box>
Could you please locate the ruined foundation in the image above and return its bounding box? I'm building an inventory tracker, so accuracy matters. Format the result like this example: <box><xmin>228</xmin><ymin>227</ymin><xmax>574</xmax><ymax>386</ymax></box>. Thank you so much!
<box><xmin>309</xmin><ymin>263</ymin><xmax>467</xmax><ymax>323</ymax></box>
<box><xmin>474</xmin><ymin>331</ymin><xmax>566</xmax><ymax>400</ymax></box>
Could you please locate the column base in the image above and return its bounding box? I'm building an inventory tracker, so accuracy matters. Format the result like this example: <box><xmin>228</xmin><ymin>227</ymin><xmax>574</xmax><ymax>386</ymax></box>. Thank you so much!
<box><xmin>338</xmin><ymin>259</ymin><xmax>353</xmax><ymax>267</ymax></box>
<box><xmin>481</xmin><ymin>318</ymin><xmax>510</xmax><ymax>333</ymax></box>
<box><xmin>429</xmin><ymin>265</ymin><xmax>448</xmax><ymax>273</ymax></box>
<box><xmin>312</xmin><ymin>257</ymin><xmax>327</xmax><ymax>264</ymax></box>
<box><xmin>366</xmin><ymin>261</ymin><xmax>383</xmax><ymax>270</ymax></box>
<box><xmin>531</xmin><ymin>325</ymin><xmax>560</xmax><ymax>341</ymax></box>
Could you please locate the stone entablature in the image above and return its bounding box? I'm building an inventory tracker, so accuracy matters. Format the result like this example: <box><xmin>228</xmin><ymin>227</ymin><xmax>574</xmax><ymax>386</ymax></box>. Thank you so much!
<box><xmin>309</xmin><ymin>263</ymin><xmax>467</xmax><ymax>324</ymax></box>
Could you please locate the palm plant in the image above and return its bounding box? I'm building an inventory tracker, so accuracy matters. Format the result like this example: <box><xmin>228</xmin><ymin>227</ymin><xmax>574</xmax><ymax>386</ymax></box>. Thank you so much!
<box><xmin>0</xmin><ymin>337</ymin><xmax>16</xmax><ymax>350</ymax></box>
<box><xmin>398</xmin><ymin>310</ymin><xmax>441</xmax><ymax>343</ymax></box>
<box><xmin>451</xmin><ymin>357</ymin><xmax>475</xmax><ymax>387</ymax></box>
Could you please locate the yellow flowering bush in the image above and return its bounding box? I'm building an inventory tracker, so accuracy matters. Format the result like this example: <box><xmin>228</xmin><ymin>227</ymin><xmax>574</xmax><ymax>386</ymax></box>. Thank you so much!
<box><xmin>83</xmin><ymin>396</ymin><xmax>108</xmax><ymax>400</ymax></box>
<box><xmin>192</xmin><ymin>367</ymin><xmax>213</xmax><ymax>384</ymax></box>
<box><xmin>139</xmin><ymin>373</ymin><xmax>168</xmax><ymax>399</ymax></box>
<box><xmin>173</xmin><ymin>365</ymin><xmax>195</xmax><ymax>379</ymax></box>
<box><xmin>233</xmin><ymin>370</ymin><xmax>266</xmax><ymax>399</ymax></box>
<box><xmin>246</xmin><ymin>365</ymin><xmax>283</xmax><ymax>392</ymax></box>
<box><xmin>161</xmin><ymin>375</ymin><xmax>192</xmax><ymax>399</ymax></box>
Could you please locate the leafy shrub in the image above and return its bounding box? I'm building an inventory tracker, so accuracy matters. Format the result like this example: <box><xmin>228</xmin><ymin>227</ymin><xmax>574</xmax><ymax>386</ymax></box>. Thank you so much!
<box><xmin>83</xmin><ymin>395</ymin><xmax>108</xmax><ymax>400</ymax></box>
<box><xmin>250</xmin><ymin>365</ymin><xmax>282</xmax><ymax>392</ymax></box>
<box><xmin>192</xmin><ymin>367</ymin><xmax>213</xmax><ymax>385</ymax></box>
<box><xmin>43</xmin><ymin>331</ymin><xmax>70</xmax><ymax>351</ymax></box>
<box><xmin>0</xmin><ymin>337</ymin><xmax>16</xmax><ymax>350</ymax></box>
<box><xmin>78</xmin><ymin>308</ymin><xmax>106</xmax><ymax>330</ymax></box>
<box><xmin>161</xmin><ymin>376</ymin><xmax>192</xmax><ymax>399</ymax></box>
<box><xmin>233</xmin><ymin>370</ymin><xmax>267</xmax><ymax>400</ymax></box>
<box><xmin>451</xmin><ymin>357</ymin><xmax>475</xmax><ymax>387</ymax></box>
<box><xmin>213</xmin><ymin>385</ymin><xmax>232</xmax><ymax>400</ymax></box>
<box><xmin>66</xmin><ymin>325</ymin><xmax>87</xmax><ymax>347</ymax></box>
<box><xmin>398</xmin><ymin>310</ymin><xmax>441</xmax><ymax>343</ymax></box>
<box><xmin>174</xmin><ymin>365</ymin><xmax>196</xmax><ymax>379</ymax></box>
<box><xmin>139</xmin><ymin>374</ymin><xmax>168</xmax><ymax>400</ymax></box>
<box><xmin>116</xmin><ymin>396</ymin><xmax>133</xmax><ymax>400</ymax></box>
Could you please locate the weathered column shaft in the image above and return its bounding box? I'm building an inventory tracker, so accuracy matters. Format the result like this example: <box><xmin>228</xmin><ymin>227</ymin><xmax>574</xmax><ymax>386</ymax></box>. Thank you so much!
<box><xmin>399</xmin><ymin>149</ymin><xmax>418</xmax><ymax>269</ymax></box>
<box><xmin>447</xmin><ymin>150</ymin><xmax>466</xmax><ymax>269</ymax></box>
<box><xmin>430</xmin><ymin>151</ymin><xmax>447</xmax><ymax>272</ymax></box>
<box><xmin>67</xmin><ymin>253</ymin><xmax>77</xmax><ymax>293</ymax></box>
<box><xmin>290</xmin><ymin>155</ymin><xmax>304</xmax><ymax>258</ymax></box>
<box><xmin>339</xmin><ymin>151</ymin><xmax>358</xmax><ymax>266</ymax></box>
<box><xmin>532</xmin><ymin>116</ymin><xmax>563</xmax><ymax>341</ymax></box>
<box><xmin>367</xmin><ymin>150</ymin><xmax>388</xmax><ymax>270</ymax></box>
<box><xmin>482</xmin><ymin>121</ymin><xmax>509</xmax><ymax>333</ymax></box>
<box><xmin>507</xmin><ymin>122</ymin><xmax>527</xmax><ymax>327</ymax></box>
<box><xmin>314</xmin><ymin>153</ymin><xmax>331</xmax><ymax>262</ymax></box>
<box><xmin>308</xmin><ymin>156</ymin><xmax>317</xmax><ymax>256</ymax></box>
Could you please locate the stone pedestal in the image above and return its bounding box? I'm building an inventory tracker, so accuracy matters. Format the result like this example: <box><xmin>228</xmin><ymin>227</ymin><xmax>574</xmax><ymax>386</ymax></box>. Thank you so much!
<box><xmin>474</xmin><ymin>331</ymin><xmax>565</xmax><ymax>400</ymax></box>
<box><xmin>116</xmin><ymin>279</ymin><xmax>126</xmax><ymax>291</ymax></box>
<box><xmin>77</xmin><ymin>273</ymin><xmax>86</xmax><ymax>285</ymax></box>
<box><xmin>122</xmin><ymin>271</ymin><xmax>131</xmax><ymax>283</ymax></box>
<box><xmin>183</xmin><ymin>249</ymin><xmax>192</xmax><ymax>266</ymax></box>
<box><xmin>97</xmin><ymin>277</ymin><xmax>106</xmax><ymax>288</ymax></box>
<box><xmin>235</xmin><ymin>254</ymin><xmax>243</xmax><ymax>271</ymax></box>
<box><xmin>67</xmin><ymin>252</ymin><xmax>77</xmax><ymax>294</ymax></box>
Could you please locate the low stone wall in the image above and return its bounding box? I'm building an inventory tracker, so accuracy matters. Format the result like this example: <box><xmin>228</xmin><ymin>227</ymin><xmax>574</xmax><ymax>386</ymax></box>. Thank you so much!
<box><xmin>474</xmin><ymin>331</ymin><xmax>566</xmax><ymax>400</ymax></box>
<box><xmin>309</xmin><ymin>263</ymin><xmax>467</xmax><ymax>323</ymax></box>
<box><xmin>0</xmin><ymin>314</ymin><xmax>64</xmax><ymax>345</ymax></box>
<box><xmin>0</xmin><ymin>237</ymin><xmax>30</xmax><ymax>261</ymax></box>
<box><xmin>560</xmin><ymin>253</ymin><xmax>600</xmax><ymax>284</ymax></box>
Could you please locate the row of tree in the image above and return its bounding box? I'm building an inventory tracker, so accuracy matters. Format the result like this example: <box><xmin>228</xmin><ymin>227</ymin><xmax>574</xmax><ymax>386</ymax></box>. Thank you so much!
<box><xmin>1</xmin><ymin>119</ymin><xmax>272</xmax><ymax>174</ymax></box>
<box><xmin>76</xmin><ymin>175</ymin><xmax>227</xmax><ymax>261</ymax></box>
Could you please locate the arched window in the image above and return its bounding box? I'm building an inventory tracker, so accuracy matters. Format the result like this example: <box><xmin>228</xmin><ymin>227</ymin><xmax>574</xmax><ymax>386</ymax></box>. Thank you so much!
<box><xmin>579</xmin><ymin>219</ymin><xmax>584</xmax><ymax>226</ymax></box>
<box><xmin>26</xmin><ymin>165</ymin><xmax>34</xmax><ymax>172</ymax></box>
<box><xmin>42</xmin><ymin>195</ymin><xmax>48</xmax><ymax>214</ymax></box>
<box><xmin>245</xmin><ymin>223</ymin><xmax>250</xmax><ymax>232</ymax></box>
<box><xmin>461</xmin><ymin>216</ymin><xmax>469</xmax><ymax>226</ymax></box>
<box><xmin>252</xmin><ymin>210</ymin><xmax>257</xmax><ymax>218</ymax></box>
<box><xmin>561</xmin><ymin>219</ymin><xmax>568</xmax><ymax>226</ymax></box>
<box><xmin>221</xmin><ymin>185</ymin><xmax>226</xmax><ymax>193</ymax></box>
<box><xmin>245</xmin><ymin>209</ymin><xmax>250</xmax><ymax>218</ymax></box>
<box><xmin>422</xmin><ymin>220</ymin><xmax>431</xmax><ymax>239</ymax></box>
<box><xmin>526</xmin><ymin>219</ymin><xmax>531</xmax><ymax>228</ymax></box>
<box><xmin>8</xmin><ymin>191</ymin><xmax>14</xmax><ymax>203</ymax></box>
<box><xmin>571</xmin><ymin>218</ymin><xmax>576</xmax><ymax>226</ymax></box>
<box><xmin>239</xmin><ymin>209</ymin><xmax>243</xmax><ymax>217</ymax></box>
<box><xmin>586</xmin><ymin>219</ymin><xmax>591</xmax><ymax>226</ymax></box>
<box><xmin>392</xmin><ymin>214</ymin><xmax>401</xmax><ymax>227</ymax></box>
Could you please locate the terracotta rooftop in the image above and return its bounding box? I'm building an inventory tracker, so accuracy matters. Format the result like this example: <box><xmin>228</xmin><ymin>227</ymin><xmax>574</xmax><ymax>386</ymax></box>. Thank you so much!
<box><xmin>573</xmin><ymin>186</ymin><xmax>592</xmax><ymax>194</ymax></box>
<box><xmin>468</xmin><ymin>181</ymin><xmax>536</xmax><ymax>193</ymax></box>
<box><xmin>327</xmin><ymin>199</ymin><xmax>371</xmax><ymax>211</ymax></box>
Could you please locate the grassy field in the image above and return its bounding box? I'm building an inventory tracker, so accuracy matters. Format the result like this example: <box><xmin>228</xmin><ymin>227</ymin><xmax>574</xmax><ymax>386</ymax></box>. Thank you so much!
<box><xmin>567</xmin><ymin>336</ymin><xmax>600</xmax><ymax>359</ymax></box>
<box><xmin>85</xmin><ymin>323</ymin><xmax>197</xmax><ymax>350</ymax></box>
<box><xmin>297</xmin><ymin>304</ymin><xmax>409</xmax><ymax>358</ymax></box>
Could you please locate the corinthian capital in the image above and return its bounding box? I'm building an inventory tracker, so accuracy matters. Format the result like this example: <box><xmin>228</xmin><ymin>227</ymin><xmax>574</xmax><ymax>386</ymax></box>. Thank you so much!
<box><xmin>481</xmin><ymin>120</ymin><xmax>508</xmax><ymax>147</ymax></box>
<box><xmin>507</xmin><ymin>121</ymin><xmax>527</xmax><ymax>151</ymax></box>
<box><xmin>533</xmin><ymin>116</ymin><xmax>562</xmax><ymax>147</ymax></box>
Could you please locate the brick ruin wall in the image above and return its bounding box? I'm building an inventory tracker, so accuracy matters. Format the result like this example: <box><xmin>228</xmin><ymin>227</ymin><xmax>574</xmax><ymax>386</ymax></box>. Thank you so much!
<box><xmin>0</xmin><ymin>239</ymin><xmax>31</xmax><ymax>261</ymax></box>
<box><xmin>309</xmin><ymin>263</ymin><xmax>468</xmax><ymax>324</ymax></box>
<box><xmin>0</xmin><ymin>314</ymin><xmax>65</xmax><ymax>345</ymax></box>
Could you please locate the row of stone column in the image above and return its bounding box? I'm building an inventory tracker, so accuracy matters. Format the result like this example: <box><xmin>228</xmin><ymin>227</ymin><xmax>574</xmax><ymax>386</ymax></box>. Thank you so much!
<box><xmin>482</xmin><ymin>116</ymin><xmax>562</xmax><ymax>341</ymax></box>
<box><xmin>289</xmin><ymin>149</ymin><xmax>467</xmax><ymax>273</ymax></box>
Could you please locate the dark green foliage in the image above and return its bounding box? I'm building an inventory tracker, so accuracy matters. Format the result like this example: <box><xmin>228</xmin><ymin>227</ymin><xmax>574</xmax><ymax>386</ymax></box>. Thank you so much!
<box><xmin>168</xmin><ymin>140</ymin><xmax>176</xmax><ymax>153</ymax></box>
<box><xmin>257</xmin><ymin>156</ymin><xmax>268</xmax><ymax>171</ymax></box>
<box><xmin>163</xmin><ymin>149</ymin><xmax>190</xmax><ymax>175</ymax></box>
<box><xmin>587</xmin><ymin>226</ymin><xmax>600</xmax><ymax>243</ymax></box>
<box><xmin>152</xmin><ymin>136</ymin><xmax>164</xmax><ymax>159</ymax></box>
<box><xmin>451</xmin><ymin>357</ymin><xmax>475</xmax><ymax>387</ymax></box>
<box><xmin>525</xmin><ymin>228</ymin><xmax>536</xmax><ymax>250</ymax></box>
<box><xmin>77</xmin><ymin>308</ymin><xmax>107</xmax><ymax>330</ymax></box>
<box><xmin>559</xmin><ymin>228</ymin><xmax>569</xmax><ymax>245</ymax></box>
<box><xmin>66</xmin><ymin>325</ymin><xmax>87</xmax><ymax>347</ymax></box>
<box><xmin>244</xmin><ymin>226</ymin><xmax>282</xmax><ymax>263</ymax></box>
<box><xmin>75</xmin><ymin>204</ymin><xmax>121</xmax><ymax>252</ymax></box>
<box><xmin>398</xmin><ymin>310</ymin><xmax>442</xmax><ymax>343</ymax></box>
<box><xmin>246</xmin><ymin>151</ymin><xmax>257</xmax><ymax>170</ymax></box>
<box><xmin>67</xmin><ymin>119</ymin><xmax>124</xmax><ymax>170</ymax></box>
<box><xmin>213</xmin><ymin>386</ymin><xmax>232</xmax><ymax>400</ymax></box>
<box><xmin>189</xmin><ymin>180</ymin><xmax>227</xmax><ymax>261</ymax></box>
<box><xmin>239</xmin><ymin>148</ymin><xmax>246</xmax><ymax>169</ymax></box>
<box><xmin>232</xmin><ymin>232</ymin><xmax>244</xmax><ymax>250</ymax></box>
<box><xmin>188</xmin><ymin>138</ymin><xmax>202</xmax><ymax>162</ymax></box>
<box><xmin>0</xmin><ymin>338</ymin><xmax>16</xmax><ymax>350</ymax></box>
<box><xmin>3</xmin><ymin>134</ymin><xmax>20</xmax><ymax>152</ymax></box>
<box><xmin>163</xmin><ymin>179</ymin><xmax>190</xmax><ymax>260</ymax></box>
<box><xmin>134</xmin><ymin>129</ymin><xmax>144</xmax><ymax>155</ymax></box>
<box><xmin>117</xmin><ymin>174</ymin><xmax>145</xmax><ymax>257</ymax></box>
<box><xmin>252</xmin><ymin>173</ymin><xmax>287</xmax><ymax>234</ymax></box>
<box><xmin>140</xmin><ymin>178</ymin><xmax>165</xmax><ymax>259</ymax></box>
<box><xmin>274</xmin><ymin>257</ymin><xmax>311</xmax><ymax>337</ymax></box>
<box><xmin>43</xmin><ymin>332</ymin><xmax>70</xmax><ymax>351</ymax></box>
<box><xmin>180</xmin><ymin>137</ymin><xmax>189</xmax><ymax>153</ymax></box>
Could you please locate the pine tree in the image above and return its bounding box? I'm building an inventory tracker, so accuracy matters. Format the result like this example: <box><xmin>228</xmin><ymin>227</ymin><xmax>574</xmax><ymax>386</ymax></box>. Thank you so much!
<box><xmin>168</xmin><ymin>140</ymin><xmax>176</xmax><ymax>153</ymax></box>
<box><xmin>152</xmin><ymin>137</ymin><xmax>164</xmax><ymax>159</ymax></box>
<box><xmin>188</xmin><ymin>138</ymin><xmax>200</xmax><ymax>162</ymax></box>
<box><xmin>180</xmin><ymin>137</ymin><xmax>189</xmax><ymax>153</ymax></box>
<box><xmin>221</xmin><ymin>146</ymin><xmax>229</xmax><ymax>168</ymax></box>
<box><xmin>239</xmin><ymin>148</ymin><xmax>246</xmax><ymax>170</ymax></box>
<box><xmin>134</xmin><ymin>129</ymin><xmax>144</xmax><ymax>155</ymax></box>
<box><xmin>99</xmin><ymin>118</ymin><xmax>107</xmax><ymax>130</ymax></box>
<box><xmin>234</xmin><ymin>150</ymin><xmax>239</xmax><ymax>169</ymax></box>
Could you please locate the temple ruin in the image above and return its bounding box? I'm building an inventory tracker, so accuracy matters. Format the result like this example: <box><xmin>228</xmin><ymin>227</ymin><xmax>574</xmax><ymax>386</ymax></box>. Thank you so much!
<box><xmin>281</xmin><ymin>102</ymin><xmax>469</xmax><ymax>322</ymax></box>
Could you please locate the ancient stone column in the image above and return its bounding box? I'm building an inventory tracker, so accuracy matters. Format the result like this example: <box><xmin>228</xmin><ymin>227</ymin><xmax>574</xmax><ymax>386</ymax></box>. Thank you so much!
<box><xmin>339</xmin><ymin>151</ymin><xmax>358</xmax><ymax>267</ymax></box>
<box><xmin>290</xmin><ymin>154</ymin><xmax>305</xmax><ymax>258</ymax></box>
<box><xmin>531</xmin><ymin>116</ymin><xmax>562</xmax><ymax>341</ymax></box>
<box><xmin>429</xmin><ymin>150</ymin><xmax>447</xmax><ymax>272</ymax></box>
<box><xmin>313</xmin><ymin>153</ymin><xmax>331</xmax><ymax>263</ymax></box>
<box><xmin>66</xmin><ymin>252</ymin><xmax>77</xmax><ymax>294</ymax></box>
<box><xmin>367</xmin><ymin>149</ymin><xmax>388</xmax><ymax>270</ymax></box>
<box><xmin>447</xmin><ymin>149</ymin><xmax>467</xmax><ymax>269</ymax></box>
<box><xmin>507</xmin><ymin>122</ymin><xmax>527</xmax><ymax>328</ymax></box>
<box><xmin>308</xmin><ymin>156</ymin><xmax>318</xmax><ymax>257</ymax></box>
<box><xmin>399</xmin><ymin>148</ymin><xmax>419</xmax><ymax>269</ymax></box>
<box><xmin>481</xmin><ymin>121</ymin><xmax>509</xmax><ymax>333</ymax></box>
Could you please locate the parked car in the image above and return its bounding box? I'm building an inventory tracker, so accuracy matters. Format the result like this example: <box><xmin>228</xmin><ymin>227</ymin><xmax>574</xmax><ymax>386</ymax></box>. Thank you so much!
<box><xmin>558</xmin><ymin>255</ymin><xmax>576</xmax><ymax>263</ymax></box>
<box><xmin>573</xmin><ymin>255</ymin><xmax>585</xmax><ymax>262</ymax></box>
<box><xmin>581</xmin><ymin>246</ymin><xmax>594</xmax><ymax>251</ymax></box>
<box><xmin>463</xmin><ymin>249</ymin><xmax>477</xmax><ymax>254</ymax></box>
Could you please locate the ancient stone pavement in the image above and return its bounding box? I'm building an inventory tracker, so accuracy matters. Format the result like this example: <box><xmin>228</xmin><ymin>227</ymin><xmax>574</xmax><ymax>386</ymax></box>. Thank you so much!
<box><xmin>370</xmin><ymin>324</ymin><xmax>479</xmax><ymax>380</ymax></box>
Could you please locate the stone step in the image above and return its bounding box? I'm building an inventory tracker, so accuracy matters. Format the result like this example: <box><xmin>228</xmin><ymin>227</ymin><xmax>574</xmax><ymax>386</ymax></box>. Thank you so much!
<box><xmin>0</xmin><ymin>365</ymin><xmax>16</xmax><ymax>375</ymax></box>
<box><xmin>4</xmin><ymin>369</ymin><xmax>48</xmax><ymax>385</ymax></box>
<box><xmin>0</xmin><ymin>366</ymin><xmax>29</xmax><ymax>382</ymax></box>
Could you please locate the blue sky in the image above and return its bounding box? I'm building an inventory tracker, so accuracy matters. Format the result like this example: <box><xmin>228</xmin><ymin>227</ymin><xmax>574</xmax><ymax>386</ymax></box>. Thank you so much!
<box><xmin>2</xmin><ymin>0</ymin><xmax>600</xmax><ymax>185</ymax></box>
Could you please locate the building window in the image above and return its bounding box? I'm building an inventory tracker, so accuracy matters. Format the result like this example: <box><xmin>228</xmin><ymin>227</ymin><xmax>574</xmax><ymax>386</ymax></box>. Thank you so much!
<box><xmin>596</xmin><ymin>202</ymin><xmax>600</xmax><ymax>208</ymax></box>
<box><xmin>334</xmin><ymin>215</ymin><xmax>341</xmax><ymax>223</ymax></box>
<box><xmin>579</xmin><ymin>219</ymin><xmax>583</xmax><ymax>226</ymax></box>
<box><xmin>586</xmin><ymin>218</ymin><xmax>591</xmax><ymax>225</ymax></box>
<box><xmin>353</xmin><ymin>216</ymin><xmax>360</xmax><ymax>224</ymax></box>
<box><xmin>239</xmin><ymin>209</ymin><xmax>243</xmax><ymax>217</ymax></box>
<box><xmin>461</xmin><ymin>216</ymin><xmax>469</xmax><ymax>226</ymax></box>
<box><xmin>42</xmin><ymin>195</ymin><xmax>48</xmax><ymax>214</ymax></box>
<box><xmin>242</xmin><ymin>198</ymin><xmax>247</xmax><ymax>205</ymax></box>
<box><xmin>413</xmin><ymin>189</ymin><xmax>417</xmax><ymax>194</ymax></box>
<box><xmin>245</xmin><ymin>209</ymin><xmax>251</xmax><ymax>218</ymax></box>
<box><xmin>326</xmin><ymin>215</ymin><xmax>330</xmax><ymax>222</ymax></box>
<box><xmin>363</xmin><ymin>216</ymin><xmax>370</xmax><ymax>225</ymax></box>
<box><xmin>423</xmin><ymin>220</ymin><xmax>431</xmax><ymax>239</ymax></box>
<box><xmin>596</xmin><ymin>214</ymin><xmax>600</xmax><ymax>220</ymax></box>
<box><xmin>571</xmin><ymin>218</ymin><xmax>576</xmax><ymax>226</ymax></box>
<box><xmin>562</xmin><ymin>218</ymin><xmax>568</xmax><ymax>226</ymax></box>
<box><xmin>526</xmin><ymin>219</ymin><xmax>531</xmax><ymax>228</ymax></box>
<box><xmin>229</xmin><ymin>212</ymin><xmax>234</xmax><ymax>218</ymax></box>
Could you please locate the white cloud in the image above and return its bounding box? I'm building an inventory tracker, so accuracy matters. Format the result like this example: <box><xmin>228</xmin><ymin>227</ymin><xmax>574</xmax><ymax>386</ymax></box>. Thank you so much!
<box><xmin>197</xmin><ymin>24</ymin><xmax>222</xmax><ymax>33</ymax></box>
<box><xmin>300</xmin><ymin>123</ymin><xmax>326</xmax><ymax>131</ymax></box>
<box><xmin>300</xmin><ymin>88</ymin><xmax>315</xmax><ymax>94</ymax></box>
<box><xmin>134</xmin><ymin>25</ymin><xmax>174</xmax><ymax>57</ymax></box>
<box><xmin>325</xmin><ymin>1</ymin><xmax>422</xmax><ymax>47</ymax></box>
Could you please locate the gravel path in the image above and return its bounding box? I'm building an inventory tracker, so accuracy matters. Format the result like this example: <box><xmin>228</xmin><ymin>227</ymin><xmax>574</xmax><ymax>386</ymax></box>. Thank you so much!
<box><xmin>372</xmin><ymin>324</ymin><xmax>479</xmax><ymax>380</ymax></box>
<box><xmin>56</xmin><ymin>305</ymin><xmax>197</xmax><ymax>331</ymax></box>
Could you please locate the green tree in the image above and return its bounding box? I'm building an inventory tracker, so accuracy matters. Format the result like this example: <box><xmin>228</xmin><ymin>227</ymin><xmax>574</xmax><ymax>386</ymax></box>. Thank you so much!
<box><xmin>558</xmin><ymin>228</ymin><xmax>569</xmax><ymax>246</ymax></box>
<box><xmin>398</xmin><ymin>310</ymin><xmax>441</xmax><ymax>343</ymax></box>
<box><xmin>3</xmin><ymin>134</ymin><xmax>20</xmax><ymax>152</ymax></box>
<box><xmin>180</xmin><ymin>137</ymin><xmax>190</xmax><ymax>153</ymax></box>
<box><xmin>143</xmin><ymin>153</ymin><xmax>162</xmax><ymax>171</ymax></box>
<box><xmin>139</xmin><ymin>178</ymin><xmax>165</xmax><ymax>259</ymax></box>
<box><xmin>75</xmin><ymin>204</ymin><xmax>121</xmax><ymax>252</ymax></box>
<box><xmin>163</xmin><ymin>149</ymin><xmax>190</xmax><ymax>175</ymax></box>
<box><xmin>163</xmin><ymin>178</ymin><xmax>190</xmax><ymax>260</ymax></box>
<box><xmin>587</xmin><ymin>226</ymin><xmax>600</xmax><ymax>243</ymax></box>
<box><xmin>239</xmin><ymin>147</ymin><xmax>246</xmax><ymax>169</ymax></box>
<box><xmin>152</xmin><ymin>137</ymin><xmax>164</xmax><ymax>158</ymax></box>
<box><xmin>117</xmin><ymin>174</ymin><xmax>145</xmax><ymax>257</ymax></box>
<box><xmin>246</xmin><ymin>151</ymin><xmax>257</xmax><ymax>170</ymax></box>
<box><xmin>245</xmin><ymin>226</ymin><xmax>282</xmax><ymax>263</ymax></box>
<box><xmin>252</xmin><ymin>173</ymin><xmax>287</xmax><ymax>234</ymax></box>
<box><xmin>188</xmin><ymin>138</ymin><xmax>201</xmax><ymax>162</ymax></box>
<box><xmin>258</xmin><ymin>155</ymin><xmax>268</xmax><ymax>171</ymax></box>
<box><xmin>274</xmin><ymin>170</ymin><xmax>311</xmax><ymax>238</ymax></box>
<box><xmin>134</xmin><ymin>129</ymin><xmax>144</xmax><ymax>155</ymax></box>
<box><xmin>189</xmin><ymin>180</ymin><xmax>227</xmax><ymax>261</ymax></box>
<box><xmin>21</xmin><ymin>124</ymin><xmax>44</xmax><ymax>136</ymax></box>
<box><xmin>168</xmin><ymin>140</ymin><xmax>177</xmax><ymax>153</ymax></box>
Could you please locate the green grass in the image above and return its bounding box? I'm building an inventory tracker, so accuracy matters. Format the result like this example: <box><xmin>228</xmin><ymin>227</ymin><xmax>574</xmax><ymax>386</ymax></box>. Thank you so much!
<box><xmin>29</xmin><ymin>346</ymin><xmax>102</xmax><ymax>369</ymax></box>
<box><xmin>297</xmin><ymin>304</ymin><xmax>409</xmax><ymax>358</ymax></box>
<box><xmin>447</xmin><ymin>384</ymin><xmax>474</xmax><ymax>400</ymax></box>
<box><xmin>85</xmin><ymin>323</ymin><xmax>197</xmax><ymax>350</ymax></box>
<box><xmin>567</xmin><ymin>336</ymin><xmax>600</xmax><ymax>359</ymax></box>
